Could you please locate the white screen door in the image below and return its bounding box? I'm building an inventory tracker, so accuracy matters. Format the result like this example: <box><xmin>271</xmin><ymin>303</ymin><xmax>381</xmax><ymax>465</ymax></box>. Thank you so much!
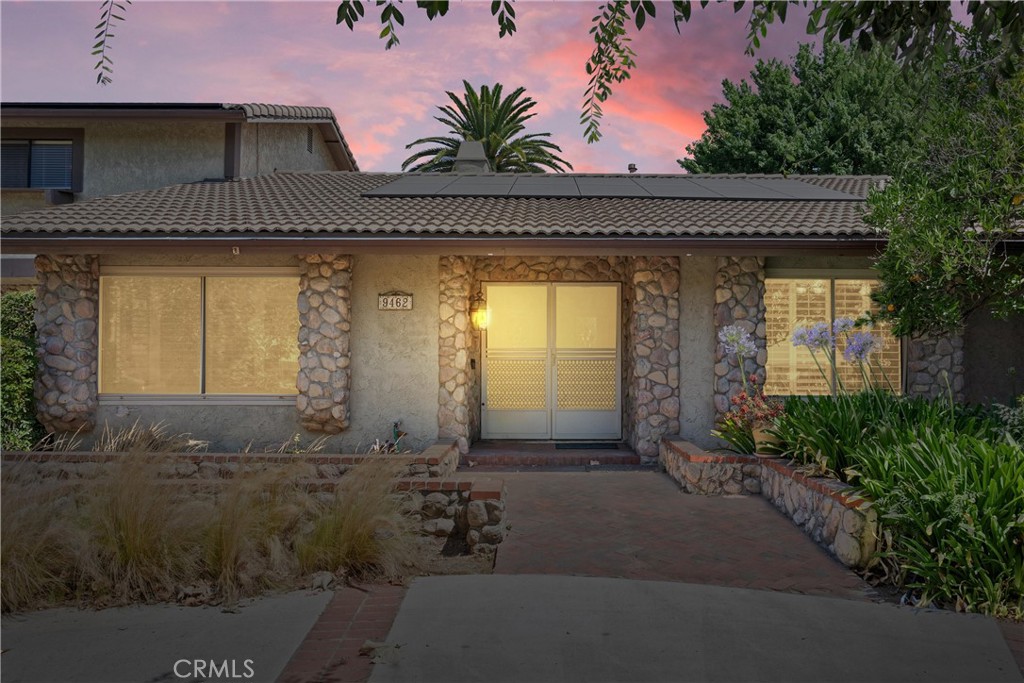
<box><xmin>482</xmin><ymin>283</ymin><xmax>621</xmax><ymax>440</ymax></box>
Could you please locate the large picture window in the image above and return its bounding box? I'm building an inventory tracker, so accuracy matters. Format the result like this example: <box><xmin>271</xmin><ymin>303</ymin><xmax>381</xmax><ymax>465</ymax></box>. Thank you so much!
<box><xmin>764</xmin><ymin>278</ymin><xmax>902</xmax><ymax>396</ymax></box>
<box><xmin>99</xmin><ymin>271</ymin><xmax>299</xmax><ymax>397</ymax></box>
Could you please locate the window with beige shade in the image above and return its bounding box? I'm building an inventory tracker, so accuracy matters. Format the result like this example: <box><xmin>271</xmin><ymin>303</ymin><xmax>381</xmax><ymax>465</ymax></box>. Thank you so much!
<box><xmin>99</xmin><ymin>272</ymin><xmax>299</xmax><ymax>396</ymax></box>
<box><xmin>764</xmin><ymin>278</ymin><xmax>902</xmax><ymax>396</ymax></box>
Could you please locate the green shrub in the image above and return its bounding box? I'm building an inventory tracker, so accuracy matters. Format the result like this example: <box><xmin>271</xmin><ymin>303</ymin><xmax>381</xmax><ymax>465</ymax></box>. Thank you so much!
<box><xmin>770</xmin><ymin>390</ymin><xmax>1002</xmax><ymax>480</ymax></box>
<box><xmin>848</xmin><ymin>429</ymin><xmax>1024</xmax><ymax>618</ymax></box>
<box><xmin>711</xmin><ymin>412</ymin><xmax>755</xmax><ymax>455</ymax></box>
<box><xmin>1</xmin><ymin>290</ymin><xmax>35</xmax><ymax>342</ymax></box>
<box><xmin>1</xmin><ymin>336</ymin><xmax>42</xmax><ymax>450</ymax></box>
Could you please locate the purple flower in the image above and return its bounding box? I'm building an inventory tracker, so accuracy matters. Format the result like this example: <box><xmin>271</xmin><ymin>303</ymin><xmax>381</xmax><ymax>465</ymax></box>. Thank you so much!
<box><xmin>793</xmin><ymin>321</ymin><xmax>833</xmax><ymax>352</ymax></box>
<box><xmin>843</xmin><ymin>331</ymin><xmax>879</xmax><ymax>363</ymax></box>
<box><xmin>833</xmin><ymin>317</ymin><xmax>856</xmax><ymax>335</ymax></box>
<box><xmin>719</xmin><ymin>325</ymin><xmax>755</xmax><ymax>358</ymax></box>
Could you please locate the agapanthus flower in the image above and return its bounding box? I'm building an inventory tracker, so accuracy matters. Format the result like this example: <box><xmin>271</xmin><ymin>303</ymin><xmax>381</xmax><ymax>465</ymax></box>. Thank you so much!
<box><xmin>718</xmin><ymin>325</ymin><xmax>755</xmax><ymax>358</ymax></box>
<box><xmin>832</xmin><ymin>317</ymin><xmax>856</xmax><ymax>335</ymax></box>
<box><xmin>843</xmin><ymin>331</ymin><xmax>879</xmax><ymax>363</ymax></box>
<box><xmin>792</xmin><ymin>322</ymin><xmax>833</xmax><ymax>352</ymax></box>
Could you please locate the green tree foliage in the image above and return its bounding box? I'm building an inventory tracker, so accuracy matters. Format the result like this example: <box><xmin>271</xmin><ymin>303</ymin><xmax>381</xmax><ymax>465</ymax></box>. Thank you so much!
<box><xmin>680</xmin><ymin>43</ymin><xmax>917</xmax><ymax>174</ymax></box>
<box><xmin>1</xmin><ymin>291</ymin><xmax>42</xmax><ymax>450</ymax></box>
<box><xmin>401</xmin><ymin>81</ymin><xmax>573</xmax><ymax>173</ymax></box>
<box><xmin>868</xmin><ymin>64</ymin><xmax>1024</xmax><ymax>337</ymax></box>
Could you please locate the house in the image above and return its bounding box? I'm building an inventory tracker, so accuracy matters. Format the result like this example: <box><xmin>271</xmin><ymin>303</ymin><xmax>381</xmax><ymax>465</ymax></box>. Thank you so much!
<box><xmin>2</xmin><ymin>165</ymin><xmax>1020</xmax><ymax>455</ymax></box>
<box><xmin>1</xmin><ymin>102</ymin><xmax>358</xmax><ymax>289</ymax></box>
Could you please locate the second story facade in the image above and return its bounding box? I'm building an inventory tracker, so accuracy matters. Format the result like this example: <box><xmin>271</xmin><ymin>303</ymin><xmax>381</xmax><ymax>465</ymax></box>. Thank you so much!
<box><xmin>1</xmin><ymin>102</ymin><xmax>359</xmax><ymax>216</ymax></box>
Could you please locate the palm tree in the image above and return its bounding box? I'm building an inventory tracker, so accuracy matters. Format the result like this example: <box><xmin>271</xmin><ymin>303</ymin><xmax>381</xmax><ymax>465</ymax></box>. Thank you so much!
<box><xmin>402</xmin><ymin>81</ymin><xmax>573</xmax><ymax>173</ymax></box>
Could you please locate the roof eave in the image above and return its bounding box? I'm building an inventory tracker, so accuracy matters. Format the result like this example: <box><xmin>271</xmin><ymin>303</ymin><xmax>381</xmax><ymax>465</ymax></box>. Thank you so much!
<box><xmin>0</xmin><ymin>233</ymin><xmax>888</xmax><ymax>257</ymax></box>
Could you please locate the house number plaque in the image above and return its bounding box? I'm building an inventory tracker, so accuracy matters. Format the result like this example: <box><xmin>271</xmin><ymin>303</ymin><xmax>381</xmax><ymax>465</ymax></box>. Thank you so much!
<box><xmin>378</xmin><ymin>291</ymin><xmax>413</xmax><ymax>310</ymax></box>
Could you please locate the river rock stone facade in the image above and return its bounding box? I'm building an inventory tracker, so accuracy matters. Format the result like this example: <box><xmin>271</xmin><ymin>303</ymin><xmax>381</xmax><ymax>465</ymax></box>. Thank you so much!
<box><xmin>659</xmin><ymin>439</ymin><xmax>760</xmax><ymax>495</ymax></box>
<box><xmin>627</xmin><ymin>256</ymin><xmax>680</xmax><ymax>458</ymax></box>
<box><xmin>713</xmin><ymin>256</ymin><xmax>766</xmax><ymax>415</ymax></box>
<box><xmin>906</xmin><ymin>333</ymin><xmax>965</xmax><ymax>401</ymax></box>
<box><xmin>760</xmin><ymin>460</ymin><xmax>878</xmax><ymax>568</ymax></box>
<box><xmin>296</xmin><ymin>254</ymin><xmax>352</xmax><ymax>433</ymax></box>
<box><xmin>438</xmin><ymin>256</ymin><xmax>474</xmax><ymax>454</ymax></box>
<box><xmin>34</xmin><ymin>254</ymin><xmax>100</xmax><ymax>432</ymax></box>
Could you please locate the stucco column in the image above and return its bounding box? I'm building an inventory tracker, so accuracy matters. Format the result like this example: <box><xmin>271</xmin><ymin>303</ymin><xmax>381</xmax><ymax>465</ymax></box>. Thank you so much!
<box><xmin>627</xmin><ymin>256</ymin><xmax>681</xmax><ymax>459</ymax></box>
<box><xmin>438</xmin><ymin>255</ymin><xmax>473</xmax><ymax>454</ymax></box>
<box><xmin>713</xmin><ymin>256</ymin><xmax>766</xmax><ymax>415</ymax></box>
<box><xmin>296</xmin><ymin>254</ymin><xmax>352</xmax><ymax>433</ymax></box>
<box><xmin>34</xmin><ymin>254</ymin><xmax>99</xmax><ymax>433</ymax></box>
<box><xmin>906</xmin><ymin>332</ymin><xmax>965</xmax><ymax>401</ymax></box>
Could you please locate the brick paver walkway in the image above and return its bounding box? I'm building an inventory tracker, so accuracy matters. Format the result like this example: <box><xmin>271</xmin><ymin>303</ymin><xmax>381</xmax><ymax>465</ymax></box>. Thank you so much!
<box><xmin>277</xmin><ymin>585</ymin><xmax>406</xmax><ymax>683</ymax></box>
<box><xmin>494</xmin><ymin>470</ymin><xmax>876</xmax><ymax>601</ymax></box>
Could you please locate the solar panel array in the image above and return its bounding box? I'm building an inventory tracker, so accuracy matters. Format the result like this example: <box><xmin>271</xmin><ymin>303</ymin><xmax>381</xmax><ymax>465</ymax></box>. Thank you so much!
<box><xmin>363</xmin><ymin>174</ymin><xmax>864</xmax><ymax>201</ymax></box>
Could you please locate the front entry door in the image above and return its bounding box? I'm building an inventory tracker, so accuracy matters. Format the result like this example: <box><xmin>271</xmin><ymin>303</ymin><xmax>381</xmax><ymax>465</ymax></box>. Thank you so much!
<box><xmin>481</xmin><ymin>283</ymin><xmax>621</xmax><ymax>440</ymax></box>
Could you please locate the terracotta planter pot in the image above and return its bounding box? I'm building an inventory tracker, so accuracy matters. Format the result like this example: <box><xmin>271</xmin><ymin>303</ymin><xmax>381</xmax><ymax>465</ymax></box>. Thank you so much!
<box><xmin>751</xmin><ymin>426</ymin><xmax>782</xmax><ymax>457</ymax></box>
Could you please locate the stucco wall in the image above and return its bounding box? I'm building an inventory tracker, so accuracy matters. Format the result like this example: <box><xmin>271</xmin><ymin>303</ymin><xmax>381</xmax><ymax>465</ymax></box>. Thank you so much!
<box><xmin>678</xmin><ymin>255</ymin><xmax>717</xmax><ymax>448</ymax></box>
<box><xmin>964</xmin><ymin>309</ymin><xmax>1024</xmax><ymax>404</ymax></box>
<box><xmin>1</xmin><ymin>118</ymin><xmax>224</xmax><ymax>205</ymax></box>
<box><xmin>87</xmin><ymin>253</ymin><xmax>439</xmax><ymax>452</ymax></box>
<box><xmin>240</xmin><ymin>123</ymin><xmax>336</xmax><ymax>176</ymax></box>
<box><xmin>345</xmin><ymin>254</ymin><xmax>440</xmax><ymax>452</ymax></box>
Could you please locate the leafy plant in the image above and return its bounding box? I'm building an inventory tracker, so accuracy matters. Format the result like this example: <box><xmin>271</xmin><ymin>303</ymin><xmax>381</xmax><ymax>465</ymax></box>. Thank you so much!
<box><xmin>1</xmin><ymin>291</ymin><xmax>43</xmax><ymax>450</ymax></box>
<box><xmin>848</xmin><ymin>429</ymin><xmax>1024</xmax><ymax>618</ymax></box>
<box><xmin>710</xmin><ymin>412</ymin><xmax>755</xmax><ymax>455</ymax></box>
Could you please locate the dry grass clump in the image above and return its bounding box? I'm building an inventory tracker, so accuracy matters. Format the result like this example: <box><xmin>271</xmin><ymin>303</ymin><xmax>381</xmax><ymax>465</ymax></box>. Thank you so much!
<box><xmin>91</xmin><ymin>420</ymin><xmax>208</xmax><ymax>453</ymax></box>
<box><xmin>1</xmin><ymin>446</ymin><xmax>421</xmax><ymax>613</ymax></box>
<box><xmin>296</xmin><ymin>458</ymin><xmax>415</xmax><ymax>580</ymax></box>
<box><xmin>0</xmin><ymin>467</ymin><xmax>77</xmax><ymax>612</ymax></box>
<box><xmin>75</xmin><ymin>453</ymin><xmax>203</xmax><ymax>603</ymax></box>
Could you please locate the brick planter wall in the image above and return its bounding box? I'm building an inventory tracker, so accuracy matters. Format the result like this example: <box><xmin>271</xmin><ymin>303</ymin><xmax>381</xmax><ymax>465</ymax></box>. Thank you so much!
<box><xmin>659</xmin><ymin>439</ymin><xmax>760</xmax><ymax>495</ymax></box>
<box><xmin>660</xmin><ymin>438</ymin><xmax>878</xmax><ymax>569</ymax></box>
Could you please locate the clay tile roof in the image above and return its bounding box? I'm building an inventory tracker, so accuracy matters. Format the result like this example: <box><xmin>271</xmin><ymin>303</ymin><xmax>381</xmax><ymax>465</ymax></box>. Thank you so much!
<box><xmin>0</xmin><ymin>172</ymin><xmax>886</xmax><ymax>240</ymax></box>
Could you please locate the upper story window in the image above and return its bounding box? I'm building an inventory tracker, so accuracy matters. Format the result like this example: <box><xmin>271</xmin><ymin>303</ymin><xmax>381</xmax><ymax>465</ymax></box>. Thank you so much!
<box><xmin>764</xmin><ymin>277</ymin><xmax>902</xmax><ymax>396</ymax></box>
<box><xmin>0</xmin><ymin>128</ymin><xmax>84</xmax><ymax>192</ymax></box>
<box><xmin>1</xmin><ymin>140</ymin><xmax>72</xmax><ymax>188</ymax></box>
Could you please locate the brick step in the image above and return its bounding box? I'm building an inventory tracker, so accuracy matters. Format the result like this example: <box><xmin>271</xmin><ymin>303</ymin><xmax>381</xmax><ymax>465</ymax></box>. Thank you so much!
<box><xmin>461</xmin><ymin>452</ymin><xmax>642</xmax><ymax>468</ymax></box>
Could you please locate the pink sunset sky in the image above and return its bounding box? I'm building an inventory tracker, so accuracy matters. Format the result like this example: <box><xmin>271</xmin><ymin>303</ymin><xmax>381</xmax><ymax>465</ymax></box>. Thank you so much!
<box><xmin>1</xmin><ymin>1</ymin><xmax>819</xmax><ymax>173</ymax></box>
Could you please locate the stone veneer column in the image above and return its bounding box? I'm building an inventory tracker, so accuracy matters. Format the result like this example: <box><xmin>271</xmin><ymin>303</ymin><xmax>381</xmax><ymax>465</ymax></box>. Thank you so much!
<box><xmin>296</xmin><ymin>254</ymin><xmax>352</xmax><ymax>434</ymax></box>
<box><xmin>713</xmin><ymin>256</ymin><xmax>766</xmax><ymax>415</ymax></box>
<box><xmin>438</xmin><ymin>256</ymin><xmax>473</xmax><ymax>454</ymax></box>
<box><xmin>627</xmin><ymin>256</ymin><xmax>680</xmax><ymax>459</ymax></box>
<box><xmin>906</xmin><ymin>333</ymin><xmax>965</xmax><ymax>401</ymax></box>
<box><xmin>34</xmin><ymin>255</ymin><xmax>100</xmax><ymax>432</ymax></box>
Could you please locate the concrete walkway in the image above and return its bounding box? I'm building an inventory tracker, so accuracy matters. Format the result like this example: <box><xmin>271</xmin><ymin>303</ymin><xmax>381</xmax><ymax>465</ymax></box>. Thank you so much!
<box><xmin>1</xmin><ymin>590</ymin><xmax>332</xmax><ymax>683</ymax></box>
<box><xmin>370</xmin><ymin>575</ymin><xmax>1022</xmax><ymax>683</ymax></box>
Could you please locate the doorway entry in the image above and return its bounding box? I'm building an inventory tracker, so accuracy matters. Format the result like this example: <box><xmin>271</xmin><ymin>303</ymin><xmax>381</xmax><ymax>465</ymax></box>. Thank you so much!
<box><xmin>481</xmin><ymin>282</ymin><xmax>621</xmax><ymax>440</ymax></box>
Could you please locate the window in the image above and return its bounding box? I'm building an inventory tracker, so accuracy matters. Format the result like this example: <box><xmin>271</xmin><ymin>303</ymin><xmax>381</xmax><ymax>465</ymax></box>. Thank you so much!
<box><xmin>1</xmin><ymin>128</ymin><xmax>83</xmax><ymax>191</ymax></box>
<box><xmin>99</xmin><ymin>271</ymin><xmax>299</xmax><ymax>397</ymax></box>
<box><xmin>764</xmin><ymin>278</ymin><xmax>902</xmax><ymax>395</ymax></box>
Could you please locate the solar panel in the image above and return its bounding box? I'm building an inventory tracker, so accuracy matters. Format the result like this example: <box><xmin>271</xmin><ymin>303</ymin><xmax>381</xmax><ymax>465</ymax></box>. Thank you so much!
<box><xmin>632</xmin><ymin>178</ymin><xmax>724</xmax><ymax>199</ymax></box>
<box><xmin>362</xmin><ymin>174</ymin><xmax>864</xmax><ymax>201</ymax></box>
<box><xmin>507</xmin><ymin>176</ymin><xmax>581</xmax><ymax>197</ymax></box>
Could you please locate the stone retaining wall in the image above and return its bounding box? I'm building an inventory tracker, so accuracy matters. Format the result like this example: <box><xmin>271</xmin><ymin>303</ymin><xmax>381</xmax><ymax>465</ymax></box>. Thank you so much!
<box><xmin>403</xmin><ymin>477</ymin><xmax>508</xmax><ymax>553</ymax></box>
<box><xmin>659</xmin><ymin>439</ymin><xmax>760</xmax><ymax>495</ymax></box>
<box><xmin>660</xmin><ymin>438</ymin><xmax>878</xmax><ymax>568</ymax></box>
<box><xmin>759</xmin><ymin>459</ymin><xmax>878</xmax><ymax>568</ymax></box>
<box><xmin>2</xmin><ymin>441</ymin><xmax>460</xmax><ymax>481</ymax></box>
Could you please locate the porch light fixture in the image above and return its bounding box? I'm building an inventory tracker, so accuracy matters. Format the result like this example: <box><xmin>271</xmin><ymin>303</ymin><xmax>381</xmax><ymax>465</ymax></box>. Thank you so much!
<box><xmin>469</xmin><ymin>292</ymin><xmax>489</xmax><ymax>331</ymax></box>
